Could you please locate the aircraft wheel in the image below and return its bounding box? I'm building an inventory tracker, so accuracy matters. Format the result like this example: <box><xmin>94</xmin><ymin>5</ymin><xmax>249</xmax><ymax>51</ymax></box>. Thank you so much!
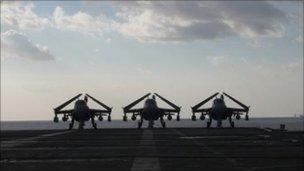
<box><xmin>148</xmin><ymin>121</ymin><xmax>154</xmax><ymax>129</ymax></box>
<box><xmin>98</xmin><ymin>116</ymin><xmax>103</xmax><ymax>121</ymax></box>
<box><xmin>231</xmin><ymin>122</ymin><xmax>235</xmax><ymax>128</ymax></box>
<box><xmin>217</xmin><ymin>121</ymin><xmax>222</xmax><ymax>128</ymax></box>
<box><xmin>207</xmin><ymin>122</ymin><xmax>211</xmax><ymax>128</ymax></box>
<box><xmin>191</xmin><ymin>115</ymin><xmax>197</xmax><ymax>121</ymax></box>
<box><xmin>79</xmin><ymin>122</ymin><xmax>84</xmax><ymax>130</ymax></box>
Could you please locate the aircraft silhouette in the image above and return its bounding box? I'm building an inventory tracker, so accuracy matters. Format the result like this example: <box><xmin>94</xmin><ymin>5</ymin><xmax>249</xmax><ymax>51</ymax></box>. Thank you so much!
<box><xmin>53</xmin><ymin>94</ymin><xmax>112</xmax><ymax>130</ymax></box>
<box><xmin>123</xmin><ymin>93</ymin><xmax>181</xmax><ymax>129</ymax></box>
<box><xmin>191</xmin><ymin>92</ymin><xmax>249</xmax><ymax>128</ymax></box>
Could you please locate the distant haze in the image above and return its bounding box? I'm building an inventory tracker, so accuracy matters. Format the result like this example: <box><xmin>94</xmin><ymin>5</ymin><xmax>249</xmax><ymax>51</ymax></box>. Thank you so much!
<box><xmin>1</xmin><ymin>1</ymin><xmax>303</xmax><ymax>120</ymax></box>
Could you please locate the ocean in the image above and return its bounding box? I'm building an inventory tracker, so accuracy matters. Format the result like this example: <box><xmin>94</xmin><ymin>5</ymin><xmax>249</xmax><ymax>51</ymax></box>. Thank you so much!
<box><xmin>1</xmin><ymin>117</ymin><xmax>303</xmax><ymax>131</ymax></box>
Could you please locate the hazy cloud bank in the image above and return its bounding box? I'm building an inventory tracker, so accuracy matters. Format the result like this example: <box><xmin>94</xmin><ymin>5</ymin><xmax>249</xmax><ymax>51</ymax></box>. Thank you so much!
<box><xmin>1</xmin><ymin>30</ymin><xmax>55</xmax><ymax>61</ymax></box>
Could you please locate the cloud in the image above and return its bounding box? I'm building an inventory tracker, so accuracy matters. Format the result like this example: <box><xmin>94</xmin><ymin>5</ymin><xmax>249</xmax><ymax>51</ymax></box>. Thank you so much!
<box><xmin>52</xmin><ymin>6</ymin><xmax>110</xmax><ymax>36</ymax></box>
<box><xmin>106</xmin><ymin>38</ymin><xmax>111</xmax><ymax>43</ymax></box>
<box><xmin>1</xmin><ymin>2</ymin><xmax>50</xmax><ymax>29</ymax></box>
<box><xmin>112</xmin><ymin>1</ymin><xmax>287</xmax><ymax>42</ymax></box>
<box><xmin>294</xmin><ymin>35</ymin><xmax>303</xmax><ymax>43</ymax></box>
<box><xmin>1</xmin><ymin>3</ymin><xmax>110</xmax><ymax>36</ymax></box>
<box><xmin>136</xmin><ymin>67</ymin><xmax>152</xmax><ymax>75</ymax></box>
<box><xmin>0</xmin><ymin>1</ymin><xmax>293</xmax><ymax>42</ymax></box>
<box><xmin>249</xmin><ymin>39</ymin><xmax>273</xmax><ymax>49</ymax></box>
<box><xmin>1</xmin><ymin>30</ymin><xmax>55</xmax><ymax>61</ymax></box>
<box><xmin>208</xmin><ymin>56</ymin><xmax>227</xmax><ymax>66</ymax></box>
<box><xmin>283</xmin><ymin>62</ymin><xmax>300</xmax><ymax>69</ymax></box>
<box><xmin>286</xmin><ymin>2</ymin><xmax>303</xmax><ymax>28</ymax></box>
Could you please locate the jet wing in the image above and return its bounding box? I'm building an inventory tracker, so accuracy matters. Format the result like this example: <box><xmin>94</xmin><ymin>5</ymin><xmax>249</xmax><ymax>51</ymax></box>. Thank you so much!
<box><xmin>191</xmin><ymin>93</ymin><xmax>219</xmax><ymax>112</ymax></box>
<box><xmin>124</xmin><ymin>108</ymin><xmax>144</xmax><ymax>115</ymax></box>
<box><xmin>54</xmin><ymin>94</ymin><xmax>82</xmax><ymax>113</ymax></box>
<box><xmin>194</xmin><ymin>108</ymin><xmax>212</xmax><ymax>114</ymax></box>
<box><xmin>159</xmin><ymin>108</ymin><xmax>179</xmax><ymax>115</ymax></box>
<box><xmin>85</xmin><ymin>94</ymin><xmax>112</xmax><ymax>111</ymax></box>
<box><xmin>226</xmin><ymin>107</ymin><xmax>248</xmax><ymax>115</ymax></box>
<box><xmin>90</xmin><ymin>109</ymin><xmax>111</xmax><ymax>115</ymax></box>
<box><xmin>54</xmin><ymin>109</ymin><xmax>74</xmax><ymax>115</ymax></box>
<box><xmin>154</xmin><ymin>93</ymin><xmax>181</xmax><ymax>111</ymax></box>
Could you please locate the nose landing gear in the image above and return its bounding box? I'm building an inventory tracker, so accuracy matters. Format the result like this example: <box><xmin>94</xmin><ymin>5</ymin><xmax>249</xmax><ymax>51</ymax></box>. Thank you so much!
<box><xmin>78</xmin><ymin>121</ymin><xmax>85</xmax><ymax>130</ymax></box>
<box><xmin>216</xmin><ymin>120</ymin><xmax>222</xmax><ymax>128</ymax></box>
<box><xmin>148</xmin><ymin>120</ymin><xmax>154</xmax><ymax>129</ymax></box>
<box><xmin>230</xmin><ymin>122</ymin><xmax>235</xmax><ymax>128</ymax></box>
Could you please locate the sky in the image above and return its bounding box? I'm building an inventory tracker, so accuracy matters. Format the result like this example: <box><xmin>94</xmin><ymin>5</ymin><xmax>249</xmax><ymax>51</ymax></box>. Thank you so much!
<box><xmin>1</xmin><ymin>1</ymin><xmax>303</xmax><ymax>121</ymax></box>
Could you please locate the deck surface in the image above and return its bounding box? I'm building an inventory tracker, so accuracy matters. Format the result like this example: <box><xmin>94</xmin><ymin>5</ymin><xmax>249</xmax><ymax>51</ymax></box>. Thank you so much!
<box><xmin>1</xmin><ymin>128</ymin><xmax>303</xmax><ymax>171</ymax></box>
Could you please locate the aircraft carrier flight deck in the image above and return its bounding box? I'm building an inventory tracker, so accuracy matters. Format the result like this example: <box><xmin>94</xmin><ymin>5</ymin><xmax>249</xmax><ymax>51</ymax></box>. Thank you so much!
<box><xmin>1</xmin><ymin>128</ymin><xmax>303</xmax><ymax>171</ymax></box>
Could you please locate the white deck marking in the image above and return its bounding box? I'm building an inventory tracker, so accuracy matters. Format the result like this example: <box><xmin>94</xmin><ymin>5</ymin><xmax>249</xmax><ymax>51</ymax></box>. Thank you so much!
<box><xmin>262</xmin><ymin>128</ymin><xmax>273</xmax><ymax>132</ymax></box>
<box><xmin>1</xmin><ymin>131</ymin><xmax>73</xmax><ymax>148</ymax></box>
<box><xmin>131</xmin><ymin>129</ymin><xmax>161</xmax><ymax>171</ymax></box>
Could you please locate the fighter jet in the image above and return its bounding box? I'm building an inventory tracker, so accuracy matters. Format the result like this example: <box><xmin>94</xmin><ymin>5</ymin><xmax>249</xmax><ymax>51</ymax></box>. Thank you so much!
<box><xmin>191</xmin><ymin>92</ymin><xmax>249</xmax><ymax>128</ymax></box>
<box><xmin>123</xmin><ymin>93</ymin><xmax>181</xmax><ymax>129</ymax></box>
<box><xmin>53</xmin><ymin>93</ymin><xmax>112</xmax><ymax>130</ymax></box>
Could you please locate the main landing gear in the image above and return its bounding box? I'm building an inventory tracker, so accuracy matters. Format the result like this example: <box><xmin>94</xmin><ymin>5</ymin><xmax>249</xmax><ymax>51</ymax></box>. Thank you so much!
<box><xmin>137</xmin><ymin>117</ymin><xmax>143</xmax><ymax>129</ymax></box>
<box><xmin>69</xmin><ymin>117</ymin><xmax>75</xmax><ymax>130</ymax></box>
<box><xmin>229</xmin><ymin>117</ymin><xmax>235</xmax><ymax>128</ymax></box>
<box><xmin>160</xmin><ymin>117</ymin><xmax>166</xmax><ymax>128</ymax></box>
<box><xmin>207</xmin><ymin>118</ymin><xmax>212</xmax><ymax>128</ymax></box>
<box><xmin>91</xmin><ymin>117</ymin><xmax>97</xmax><ymax>130</ymax></box>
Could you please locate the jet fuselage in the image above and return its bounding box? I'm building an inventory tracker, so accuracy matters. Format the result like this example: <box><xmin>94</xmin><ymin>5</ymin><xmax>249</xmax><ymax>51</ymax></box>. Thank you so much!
<box><xmin>72</xmin><ymin>100</ymin><xmax>91</xmax><ymax>122</ymax></box>
<box><xmin>142</xmin><ymin>99</ymin><xmax>161</xmax><ymax>120</ymax></box>
<box><xmin>210</xmin><ymin>98</ymin><xmax>228</xmax><ymax>120</ymax></box>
